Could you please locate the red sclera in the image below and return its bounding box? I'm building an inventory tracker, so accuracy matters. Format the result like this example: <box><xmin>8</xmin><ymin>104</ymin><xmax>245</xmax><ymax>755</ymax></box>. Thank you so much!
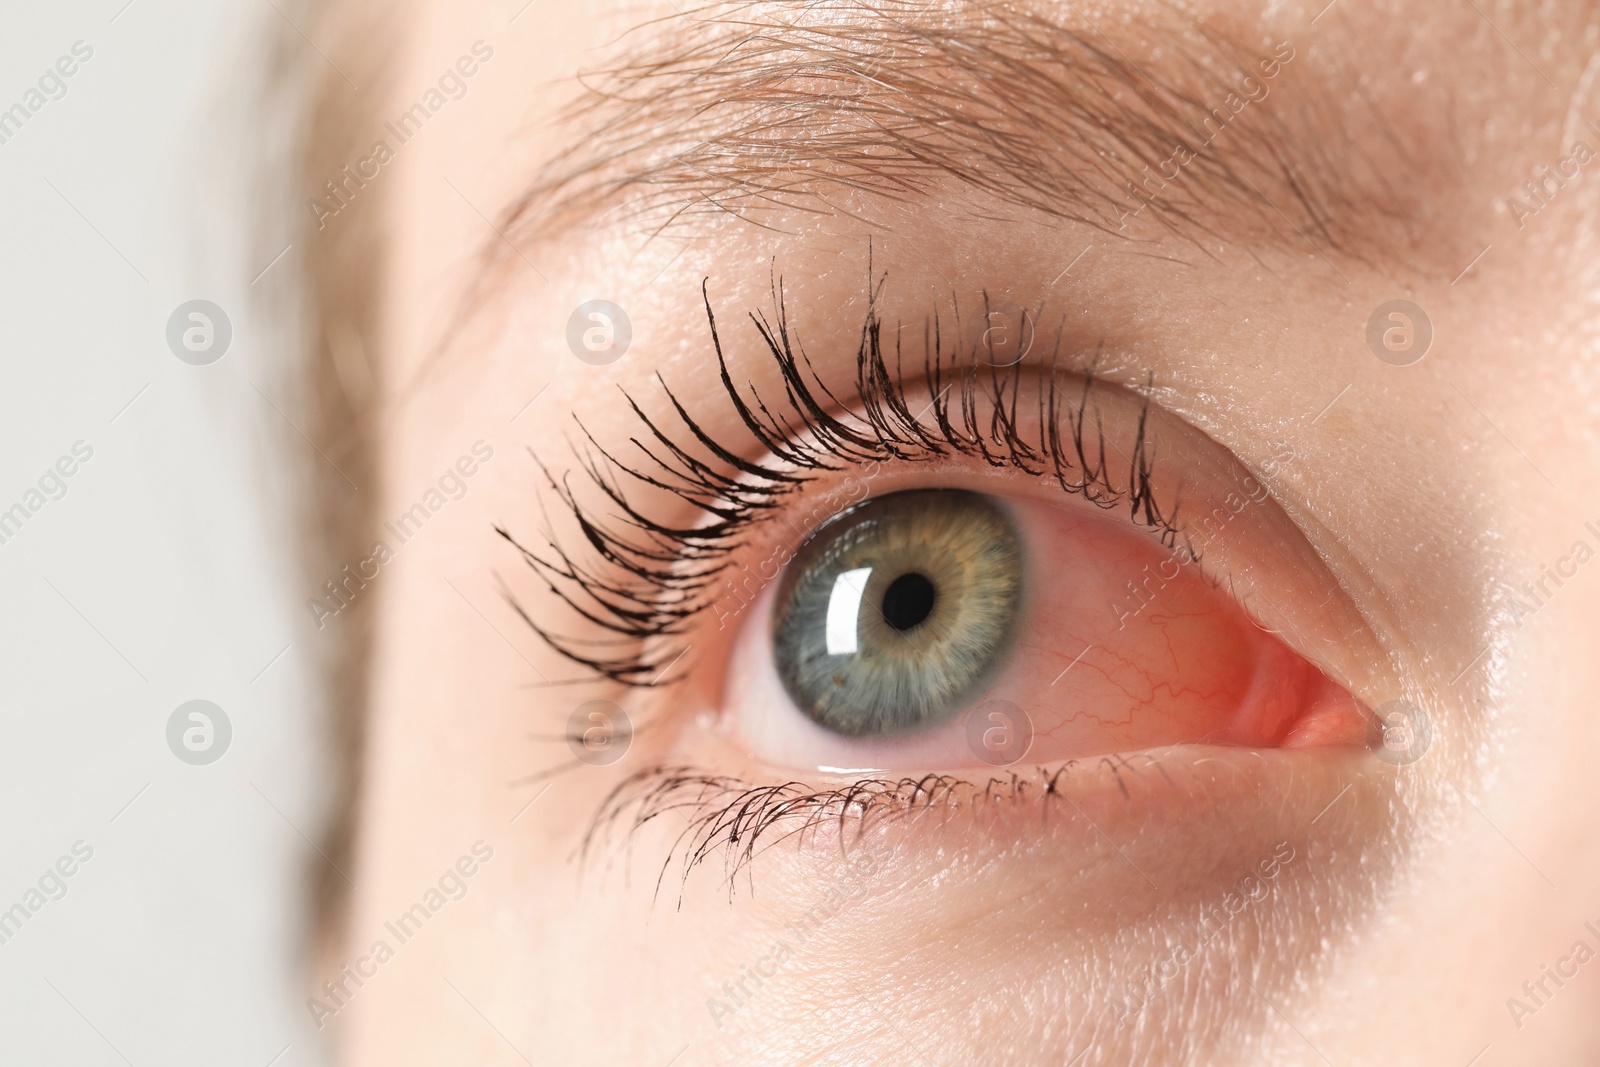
<box><xmin>987</xmin><ymin>496</ymin><xmax>1368</xmax><ymax>763</ymax></box>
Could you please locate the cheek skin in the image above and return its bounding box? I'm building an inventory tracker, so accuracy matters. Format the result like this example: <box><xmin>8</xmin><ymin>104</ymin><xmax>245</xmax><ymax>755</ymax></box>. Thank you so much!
<box><xmin>606</xmin><ymin>742</ymin><xmax>1397</xmax><ymax>1067</ymax></box>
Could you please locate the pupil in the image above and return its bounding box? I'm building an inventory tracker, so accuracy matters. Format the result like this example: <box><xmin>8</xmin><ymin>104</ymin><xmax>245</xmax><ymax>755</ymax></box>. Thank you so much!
<box><xmin>881</xmin><ymin>572</ymin><xmax>937</xmax><ymax>631</ymax></box>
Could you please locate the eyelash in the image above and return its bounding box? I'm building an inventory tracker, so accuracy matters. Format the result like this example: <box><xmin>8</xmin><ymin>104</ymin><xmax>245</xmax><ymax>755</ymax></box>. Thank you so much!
<box><xmin>501</xmin><ymin>273</ymin><xmax>1184</xmax><ymax>689</ymax></box>
<box><xmin>584</xmin><ymin>756</ymin><xmax>1163</xmax><ymax>902</ymax></box>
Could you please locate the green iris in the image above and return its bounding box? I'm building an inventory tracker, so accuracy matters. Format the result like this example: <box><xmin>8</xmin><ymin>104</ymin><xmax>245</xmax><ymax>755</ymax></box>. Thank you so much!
<box><xmin>771</xmin><ymin>489</ymin><xmax>1024</xmax><ymax>737</ymax></box>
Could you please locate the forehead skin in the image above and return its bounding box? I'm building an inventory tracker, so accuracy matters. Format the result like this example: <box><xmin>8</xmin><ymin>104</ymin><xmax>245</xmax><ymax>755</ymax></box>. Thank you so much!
<box><xmin>338</xmin><ymin>0</ymin><xmax>1600</xmax><ymax>1064</ymax></box>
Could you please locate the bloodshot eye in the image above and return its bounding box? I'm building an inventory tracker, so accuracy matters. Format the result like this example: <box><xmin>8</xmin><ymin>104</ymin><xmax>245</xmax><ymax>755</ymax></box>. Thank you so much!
<box><xmin>771</xmin><ymin>489</ymin><xmax>1024</xmax><ymax>737</ymax></box>
<box><xmin>721</xmin><ymin>470</ymin><xmax>1374</xmax><ymax>775</ymax></box>
<box><xmin>509</xmin><ymin>280</ymin><xmax>1385</xmax><ymax>779</ymax></box>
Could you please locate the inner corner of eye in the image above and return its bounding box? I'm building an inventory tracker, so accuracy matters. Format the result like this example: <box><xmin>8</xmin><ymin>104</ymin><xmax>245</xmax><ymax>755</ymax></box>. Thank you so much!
<box><xmin>715</xmin><ymin>485</ymin><xmax>1370</xmax><ymax>773</ymax></box>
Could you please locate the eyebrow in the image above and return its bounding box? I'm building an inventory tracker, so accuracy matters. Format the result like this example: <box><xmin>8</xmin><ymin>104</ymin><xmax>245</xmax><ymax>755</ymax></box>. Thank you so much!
<box><xmin>501</xmin><ymin>1</ymin><xmax>1428</xmax><ymax>272</ymax></box>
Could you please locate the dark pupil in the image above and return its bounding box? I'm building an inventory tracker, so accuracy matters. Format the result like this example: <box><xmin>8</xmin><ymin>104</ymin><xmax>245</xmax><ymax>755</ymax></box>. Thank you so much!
<box><xmin>881</xmin><ymin>572</ymin><xmax>937</xmax><ymax>631</ymax></box>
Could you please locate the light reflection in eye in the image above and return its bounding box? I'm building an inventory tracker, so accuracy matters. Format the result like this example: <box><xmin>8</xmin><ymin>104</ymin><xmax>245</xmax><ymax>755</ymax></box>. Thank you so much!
<box><xmin>824</xmin><ymin>568</ymin><xmax>873</xmax><ymax>655</ymax></box>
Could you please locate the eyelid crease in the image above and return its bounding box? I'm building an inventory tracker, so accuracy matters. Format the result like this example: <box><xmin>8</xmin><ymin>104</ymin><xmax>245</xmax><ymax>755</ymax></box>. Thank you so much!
<box><xmin>500</xmin><ymin>274</ymin><xmax>1184</xmax><ymax>689</ymax></box>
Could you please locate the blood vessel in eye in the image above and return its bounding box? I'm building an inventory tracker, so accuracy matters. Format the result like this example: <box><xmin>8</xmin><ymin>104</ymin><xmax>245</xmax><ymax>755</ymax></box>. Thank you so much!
<box><xmin>1011</xmin><ymin>496</ymin><xmax>1367</xmax><ymax>761</ymax></box>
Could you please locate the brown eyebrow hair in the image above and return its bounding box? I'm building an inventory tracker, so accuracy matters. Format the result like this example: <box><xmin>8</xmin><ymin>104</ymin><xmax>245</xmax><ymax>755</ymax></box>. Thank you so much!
<box><xmin>501</xmin><ymin>0</ymin><xmax>1426</xmax><ymax>267</ymax></box>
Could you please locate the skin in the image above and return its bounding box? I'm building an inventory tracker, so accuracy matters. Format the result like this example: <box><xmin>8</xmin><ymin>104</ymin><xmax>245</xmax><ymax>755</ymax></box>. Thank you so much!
<box><xmin>320</xmin><ymin>0</ymin><xmax>1600</xmax><ymax>1063</ymax></box>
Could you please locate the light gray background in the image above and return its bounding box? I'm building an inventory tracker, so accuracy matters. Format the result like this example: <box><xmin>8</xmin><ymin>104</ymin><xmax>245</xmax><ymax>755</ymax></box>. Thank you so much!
<box><xmin>0</xmin><ymin>2</ymin><xmax>328</xmax><ymax>1065</ymax></box>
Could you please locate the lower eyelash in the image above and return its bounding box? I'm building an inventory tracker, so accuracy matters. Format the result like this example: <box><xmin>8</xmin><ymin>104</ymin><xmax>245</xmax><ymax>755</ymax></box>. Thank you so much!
<box><xmin>582</xmin><ymin>758</ymin><xmax>1157</xmax><ymax>903</ymax></box>
<box><xmin>502</xmin><ymin>272</ymin><xmax>1181</xmax><ymax>688</ymax></box>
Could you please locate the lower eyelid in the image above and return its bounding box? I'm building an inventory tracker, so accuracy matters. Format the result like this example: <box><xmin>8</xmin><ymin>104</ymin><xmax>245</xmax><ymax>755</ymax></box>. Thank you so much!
<box><xmin>587</xmin><ymin>742</ymin><xmax>1394</xmax><ymax>920</ymax></box>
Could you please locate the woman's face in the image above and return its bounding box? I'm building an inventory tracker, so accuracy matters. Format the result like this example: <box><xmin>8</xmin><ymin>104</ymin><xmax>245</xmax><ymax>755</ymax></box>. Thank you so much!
<box><xmin>326</xmin><ymin>0</ymin><xmax>1600</xmax><ymax>1062</ymax></box>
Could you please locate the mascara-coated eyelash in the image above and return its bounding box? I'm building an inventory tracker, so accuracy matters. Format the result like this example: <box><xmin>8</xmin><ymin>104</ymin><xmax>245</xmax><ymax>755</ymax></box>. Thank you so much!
<box><xmin>500</xmin><ymin>276</ymin><xmax>1183</xmax><ymax>687</ymax></box>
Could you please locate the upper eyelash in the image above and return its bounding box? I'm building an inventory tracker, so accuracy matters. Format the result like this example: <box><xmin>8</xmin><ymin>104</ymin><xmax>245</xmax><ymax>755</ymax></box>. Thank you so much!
<box><xmin>499</xmin><ymin>271</ymin><xmax>1180</xmax><ymax>687</ymax></box>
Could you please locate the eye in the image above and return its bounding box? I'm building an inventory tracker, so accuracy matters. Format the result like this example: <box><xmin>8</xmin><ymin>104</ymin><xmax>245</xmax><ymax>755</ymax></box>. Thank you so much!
<box><xmin>686</xmin><ymin>348</ymin><xmax>1386</xmax><ymax>777</ymax></box>
<box><xmin>723</xmin><ymin>467</ymin><xmax>1373</xmax><ymax>774</ymax></box>
<box><xmin>772</xmin><ymin>488</ymin><xmax>1024</xmax><ymax>737</ymax></box>
<box><xmin>508</xmin><ymin>280</ymin><xmax>1390</xmax><ymax>784</ymax></box>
